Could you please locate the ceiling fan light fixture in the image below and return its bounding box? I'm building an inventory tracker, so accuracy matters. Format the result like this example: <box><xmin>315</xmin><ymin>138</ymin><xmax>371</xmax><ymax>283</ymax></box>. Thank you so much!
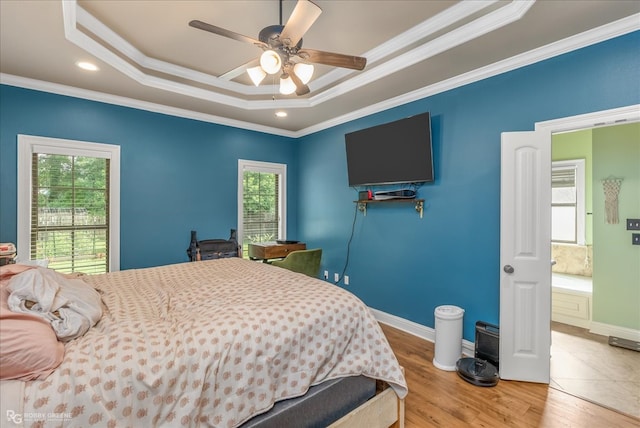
<box><xmin>293</xmin><ymin>63</ymin><xmax>314</xmax><ymax>85</ymax></box>
<box><xmin>260</xmin><ymin>50</ymin><xmax>282</xmax><ymax>75</ymax></box>
<box><xmin>247</xmin><ymin>66</ymin><xmax>267</xmax><ymax>86</ymax></box>
<box><xmin>190</xmin><ymin>2</ymin><xmax>367</xmax><ymax>97</ymax></box>
<box><xmin>279</xmin><ymin>74</ymin><xmax>296</xmax><ymax>95</ymax></box>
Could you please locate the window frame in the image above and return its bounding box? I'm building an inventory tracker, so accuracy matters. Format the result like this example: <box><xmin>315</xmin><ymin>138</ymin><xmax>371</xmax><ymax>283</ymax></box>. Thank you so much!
<box><xmin>551</xmin><ymin>158</ymin><xmax>586</xmax><ymax>245</ymax></box>
<box><xmin>237</xmin><ymin>159</ymin><xmax>287</xmax><ymax>257</ymax></box>
<box><xmin>17</xmin><ymin>134</ymin><xmax>121</xmax><ymax>272</ymax></box>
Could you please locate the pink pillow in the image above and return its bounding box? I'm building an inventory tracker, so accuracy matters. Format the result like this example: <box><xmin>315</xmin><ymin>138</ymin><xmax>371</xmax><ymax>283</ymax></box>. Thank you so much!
<box><xmin>0</xmin><ymin>268</ymin><xmax>64</xmax><ymax>381</ymax></box>
<box><xmin>0</xmin><ymin>263</ymin><xmax>35</xmax><ymax>279</ymax></box>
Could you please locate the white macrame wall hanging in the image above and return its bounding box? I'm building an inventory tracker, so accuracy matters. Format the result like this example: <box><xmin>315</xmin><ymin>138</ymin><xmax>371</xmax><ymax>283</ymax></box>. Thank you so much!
<box><xmin>602</xmin><ymin>177</ymin><xmax>623</xmax><ymax>224</ymax></box>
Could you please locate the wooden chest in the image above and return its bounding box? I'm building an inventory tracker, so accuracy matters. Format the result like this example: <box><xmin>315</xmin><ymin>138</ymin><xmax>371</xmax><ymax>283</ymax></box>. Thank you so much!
<box><xmin>248</xmin><ymin>242</ymin><xmax>306</xmax><ymax>260</ymax></box>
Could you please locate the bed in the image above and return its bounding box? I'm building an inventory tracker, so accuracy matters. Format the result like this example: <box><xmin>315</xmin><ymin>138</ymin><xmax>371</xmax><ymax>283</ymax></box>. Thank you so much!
<box><xmin>0</xmin><ymin>258</ymin><xmax>407</xmax><ymax>427</ymax></box>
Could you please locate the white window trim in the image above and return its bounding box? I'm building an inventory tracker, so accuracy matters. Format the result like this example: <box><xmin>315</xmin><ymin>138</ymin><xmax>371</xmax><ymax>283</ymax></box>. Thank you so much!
<box><xmin>17</xmin><ymin>134</ymin><xmax>121</xmax><ymax>271</ymax></box>
<box><xmin>551</xmin><ymin>158</ymin><xmax>586</xmax><ymax>245</ymax></box>
<box><xmin>237</xmin><ymin>159</ymin><xmax>287</xmax><ymax>251</ymax></box>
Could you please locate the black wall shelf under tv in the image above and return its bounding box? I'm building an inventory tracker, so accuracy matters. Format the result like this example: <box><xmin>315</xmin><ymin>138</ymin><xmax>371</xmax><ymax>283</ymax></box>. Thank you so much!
<box><xmin>354</xmin><ymin>199</ymin><xmax>425</xmax><ymax>218</ymax></box>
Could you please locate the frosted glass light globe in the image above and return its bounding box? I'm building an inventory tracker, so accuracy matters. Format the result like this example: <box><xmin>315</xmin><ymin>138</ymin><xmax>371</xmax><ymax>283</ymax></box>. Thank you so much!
<box><xmin>293</xmin><ymin>63</ymin><xmax>314</xmax><ymax>84</ymax></box>
<box><xmin>279</xmin><ymin>74</ymin><xmax>296</xmax><ymax>95</ymax></box>
<box><xmin>247</xmin><ymin>66</ymin><xmax>266</xmax><ymax>86</ymax></box>
<box><xmin>260</xmin><ymin>50</ymin><xmax>282</xmax><ymax>75</ymax></box>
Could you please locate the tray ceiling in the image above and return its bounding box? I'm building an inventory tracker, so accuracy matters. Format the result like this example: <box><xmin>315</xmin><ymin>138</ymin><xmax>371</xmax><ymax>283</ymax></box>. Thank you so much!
<box><xmin>1</xmin><ymin>1</ymin><xmax>639</xmax><ymax>136</ymax></box>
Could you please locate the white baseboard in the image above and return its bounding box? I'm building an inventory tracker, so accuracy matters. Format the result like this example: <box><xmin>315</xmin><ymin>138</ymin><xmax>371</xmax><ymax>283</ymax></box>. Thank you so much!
<box><xmin>590</xmin><ymin>321</ymin><xmax>640</xmax><ymax>341</ymax></box>
<box><xmin>369</xmin><ymin>307</ymin><xmax>475</xmax><ymax>357</ymax></box>
<box><xmin>551</xmin><ymin>313</ymin><xmax>591</xmax><ymax>330</ymax></box>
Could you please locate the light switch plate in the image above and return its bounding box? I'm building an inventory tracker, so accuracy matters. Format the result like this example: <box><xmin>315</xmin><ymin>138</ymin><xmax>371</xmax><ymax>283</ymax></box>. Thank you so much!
<box><xmin>633</xmin><ymin>233</ymin><xmax>640</xmax><ymax>246</ymax></box>
<box><xmin>627</xmin><ymin>219</ymin><xmax>640</xmax><ymax>230</ymax></box>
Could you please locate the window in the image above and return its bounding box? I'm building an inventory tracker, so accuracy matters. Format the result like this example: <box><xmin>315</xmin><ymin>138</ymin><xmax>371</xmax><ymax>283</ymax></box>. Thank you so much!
<box><xmin>18</xmin><ymin>135</ymin><xmax>120</xmax><ymax>273</ymax></box>
<box><xmin>237</xmin><ymin>160</ymin><xmax>286</xmax><ymax>258</ymax></box>
<box><xmin>551</xmin><ymin>159</ymin><xmax>585</xmax><ymax>244</ymax></box>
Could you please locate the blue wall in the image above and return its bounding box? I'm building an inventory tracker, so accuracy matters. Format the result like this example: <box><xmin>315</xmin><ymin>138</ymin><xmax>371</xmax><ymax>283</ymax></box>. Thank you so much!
<box><xmin>296</xmin><ymin>31</ymin><xmax>640</xmax><ymax>340</ymax></box>
<box><xmin>0</xmin><ymin>87</ymin><xmax>299</xmax><ymax>270</ymax></box>
<box><xmin>1</xmin><ymin>32</ymin><xmax>638</xmax><ymax>340</ymax></box>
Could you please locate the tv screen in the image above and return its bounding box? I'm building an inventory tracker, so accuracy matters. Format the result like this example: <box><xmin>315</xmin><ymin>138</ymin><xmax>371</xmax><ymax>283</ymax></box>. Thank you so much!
<box><xmin>345</xmin><ymin>112</ymin><xmax>433</xmax><ymax>187</ymax></box>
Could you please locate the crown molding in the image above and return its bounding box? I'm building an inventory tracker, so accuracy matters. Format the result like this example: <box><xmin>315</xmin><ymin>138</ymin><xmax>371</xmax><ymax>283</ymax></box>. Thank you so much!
<box><xmin>310</xmin><ymin>0</ymin><xmax>497</xmax><ymax>89</ymax></box>
<box><xmin>3</xmin><ymin>13</ymin><xmax>638</xmax><ymax>138</ymax></box>
<box><xmin>62</xmin><ymin>1</ymin><xmax>269</xmax><ymax>110</ymax></box>
<box><xmin>73</xmin><ymin>3</ymin><xmax>274</xmax><ymax>96</ymax></box>
<box><xmin>0</xmin><ymin>73</ymin><xmax>297</xmax><ymax>138</ymax></box>
<box><xmin>64</xmin><ymin>0</ymin><xmax>523</xmax><ymax>110</ymax></box>
<box><xmin>297</xmin><ymin>13</ymin><xmax>640</xmax><ymax>137</ymax></box>
<box><xmin>310</xmin><ymin>0</ymin><xmax>535</xmax><ymax>107</ymax></box>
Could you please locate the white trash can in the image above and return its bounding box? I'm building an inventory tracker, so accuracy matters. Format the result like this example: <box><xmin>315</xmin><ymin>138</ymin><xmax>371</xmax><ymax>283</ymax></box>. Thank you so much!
<box><xmin>433</xmin><ymin>305</ymin><xmax>464</xmax><ymax>371</ymax></box>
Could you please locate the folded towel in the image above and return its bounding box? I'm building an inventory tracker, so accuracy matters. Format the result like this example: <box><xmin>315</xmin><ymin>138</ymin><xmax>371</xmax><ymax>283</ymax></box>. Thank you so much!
<box><xmin>7</xmin><ymin>267</ymin><xmax>102</xmax><ymax>342</ymax></box>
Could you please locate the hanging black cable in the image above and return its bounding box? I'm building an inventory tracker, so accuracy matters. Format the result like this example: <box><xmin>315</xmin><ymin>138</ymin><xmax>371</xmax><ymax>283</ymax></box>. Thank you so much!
<box><xmin>336</xmin><ymin>191</ymin><xmax>359</xmax><ymax>284</ymax></box>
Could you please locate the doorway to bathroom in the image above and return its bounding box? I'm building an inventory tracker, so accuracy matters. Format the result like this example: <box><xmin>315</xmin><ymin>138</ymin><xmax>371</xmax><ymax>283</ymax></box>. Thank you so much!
<box><xmin>549</xmin><ymin>122</ymin><xmax>640</xmax><ymax>418</ymax></box>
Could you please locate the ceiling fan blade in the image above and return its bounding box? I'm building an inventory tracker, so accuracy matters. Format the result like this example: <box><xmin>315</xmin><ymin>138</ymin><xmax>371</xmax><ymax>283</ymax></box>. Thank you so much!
<box><xmin>189</xmin><ymin>20</ymin><xmax>267</xmax><ymax>49</ymax></box>
<box><xmin>285</xmin><ymin>66</ymin><xmax>310</xmax><ymax>96</ymax></box>
<box><xmin>297</xmin><ymin>49</ymin><xmax>367</xmax><ymax>71</ymax></box>
<box><xmin>280</xmin><ymin>0</ymin><xmax>322</xmax><ymax>48</ymax></box>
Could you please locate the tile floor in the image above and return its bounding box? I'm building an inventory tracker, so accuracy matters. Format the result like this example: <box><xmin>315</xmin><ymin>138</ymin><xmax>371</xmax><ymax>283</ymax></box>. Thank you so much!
<box><xmin>550</xmin><ymin>321</ymin><xmax>640</xmax><ymax>419</ymax></box>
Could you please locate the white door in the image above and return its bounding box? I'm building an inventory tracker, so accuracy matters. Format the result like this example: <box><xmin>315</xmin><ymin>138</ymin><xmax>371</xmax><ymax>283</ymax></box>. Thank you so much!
<box><xmin>499</xmin><ymin>130</ymin><xmax>551</xmax><ymax>383</ymax></box>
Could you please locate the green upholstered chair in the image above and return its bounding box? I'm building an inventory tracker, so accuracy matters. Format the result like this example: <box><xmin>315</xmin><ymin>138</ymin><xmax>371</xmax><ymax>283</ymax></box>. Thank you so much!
<box><xmin>271</xmin><ymin>248</ymin><xmax>322</xmax><ymax>278</ymax></box>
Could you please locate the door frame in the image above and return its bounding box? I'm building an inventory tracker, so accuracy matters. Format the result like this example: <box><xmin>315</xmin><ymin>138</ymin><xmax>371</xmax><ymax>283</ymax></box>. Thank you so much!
<box><xmin>500</xmin><ymin>104</ymin><xmax>640</xmax><ymax>383</ymax></box>
<box><xmin>535</xmin><ymin>105</ymin><xmax>640</xmax><ymax>134</ymax></box>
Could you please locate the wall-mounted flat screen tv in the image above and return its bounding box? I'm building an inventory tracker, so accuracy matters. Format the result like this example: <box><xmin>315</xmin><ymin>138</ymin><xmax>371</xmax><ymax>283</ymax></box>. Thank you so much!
<box><xmin>345</xmin><ymin>112</ymin><xmax>433</xmax><ymax>187</ymax></box>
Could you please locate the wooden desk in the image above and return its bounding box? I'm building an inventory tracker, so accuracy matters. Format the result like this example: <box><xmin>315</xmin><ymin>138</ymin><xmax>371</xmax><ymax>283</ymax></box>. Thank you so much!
<box><xmin>248</xmin><ymin>241</ymin><xmax>306</xmax><ymax>260</ymax></box>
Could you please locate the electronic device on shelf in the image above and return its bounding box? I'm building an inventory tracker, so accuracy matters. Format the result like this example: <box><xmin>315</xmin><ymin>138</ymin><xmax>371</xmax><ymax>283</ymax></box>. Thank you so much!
<box><xmin>358</xmin><ymin>190</ymin><xmax>373</xmax><ymax>201</ymax></box>
<box><xmin>374</xmin><ymin>189</ymin><xmax>416</xmax><ymax>200</ymax></box>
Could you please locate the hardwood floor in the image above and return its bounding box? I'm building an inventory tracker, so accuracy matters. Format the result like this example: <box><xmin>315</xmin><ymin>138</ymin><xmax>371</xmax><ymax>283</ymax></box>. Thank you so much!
<box><xmin>380</xmin><ymin>323</ymin><xmax>640</xmax><ymax>428</ymax></box>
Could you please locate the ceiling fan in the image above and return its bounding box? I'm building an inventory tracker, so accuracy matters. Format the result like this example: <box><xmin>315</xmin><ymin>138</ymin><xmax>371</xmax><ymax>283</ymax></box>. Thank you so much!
<box><xmin>189</xmin><ymin>0</ymin><xmax>367</xmax><ymax>96</ymax></box>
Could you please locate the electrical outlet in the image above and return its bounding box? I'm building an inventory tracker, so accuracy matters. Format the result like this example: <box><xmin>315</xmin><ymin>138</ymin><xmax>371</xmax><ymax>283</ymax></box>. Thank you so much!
<box><xmin>344</xmin><ymin>275</ymin><xmax>349</xmax><ymax>285</ymax></box>
<box><xmin>627</xmin><ymin>219</ymin><xmax>640</xmax><ymax>230</ymax></box>
<box><xmin>334</xmin><ymin>273</ymin><xmax>340</xmax><ymax>282</ymax></box>
<box><xmin>323</xmin><ymin>270</ymin><xmax>329</xmax><ymax>280</ymax></box>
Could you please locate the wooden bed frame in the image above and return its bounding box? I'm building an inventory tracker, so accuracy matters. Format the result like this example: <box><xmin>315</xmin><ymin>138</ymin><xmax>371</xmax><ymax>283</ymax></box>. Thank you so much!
<box><xmin>329</xmin><ymin>368</ymin><xmax>405</xmax><ymax>428</ymax></box>
<box><xmin>329</xmin><ymin>382</ymin><xmax>405</xmax><ymax>428</ymax></box>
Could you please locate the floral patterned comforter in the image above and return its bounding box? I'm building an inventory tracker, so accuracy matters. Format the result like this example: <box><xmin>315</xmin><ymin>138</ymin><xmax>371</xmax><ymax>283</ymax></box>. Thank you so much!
<box><xmin>19</xmin><ymin>258</ymin><xmax>407</xmax><ymax>427</ymax></box>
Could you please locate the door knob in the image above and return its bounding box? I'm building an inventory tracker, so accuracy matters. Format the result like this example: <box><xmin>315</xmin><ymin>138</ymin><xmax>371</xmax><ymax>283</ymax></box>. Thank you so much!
<box><xmin>503</xmin><ymin>265</ymin><xmax>514</xmax><ymax>274</ymax></box>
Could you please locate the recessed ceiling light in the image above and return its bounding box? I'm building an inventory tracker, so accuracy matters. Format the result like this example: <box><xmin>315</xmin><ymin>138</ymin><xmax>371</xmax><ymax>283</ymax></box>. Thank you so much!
<box><xmin>76</xmin><ymin>61</ymin><xmax>99</xmax><ymax>71</ymax></box>
<box><xmin>275</xmin><ymin>111</ymin><xmax>288</xmax><ymax>118</ymax></box>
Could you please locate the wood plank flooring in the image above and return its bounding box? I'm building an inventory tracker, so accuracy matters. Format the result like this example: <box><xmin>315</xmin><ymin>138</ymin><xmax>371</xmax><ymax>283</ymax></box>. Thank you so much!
<box><xmin>380</xmin><ymin>323</ymin><xmax>640</xmax><ymax>428</ymax></box>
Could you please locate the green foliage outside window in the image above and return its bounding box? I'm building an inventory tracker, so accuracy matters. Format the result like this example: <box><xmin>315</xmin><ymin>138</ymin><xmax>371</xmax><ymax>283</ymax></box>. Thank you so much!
<box><xmin>242</xmin><ymin>171</ymin><xmax>280</xmax><ymax>258</ymax></box>
<box><xmin>34</xmin><ymin>153</ymin><xmax>109</xmax><ymax>274</ymax></box>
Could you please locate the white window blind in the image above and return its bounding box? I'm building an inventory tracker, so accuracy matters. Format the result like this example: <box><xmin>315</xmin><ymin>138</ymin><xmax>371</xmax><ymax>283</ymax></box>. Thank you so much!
<box><xmin>551</xmin><ymin>159</ymin><xmax>585</xmax><ymax>244</ymax></box>
<box><xmin>237</xmin><ymin>160</ymin><xmax>286</xmax><ymax>258</ymax></box>
<box><xmin>31</xmin><ymin>153</ymin><xmax>110</xmax><ymax>274</ymax></box>
<box><xmin>18</xmin><ymin>135</ymin><xmax>120</xmax><ymax>273</ymax></box>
